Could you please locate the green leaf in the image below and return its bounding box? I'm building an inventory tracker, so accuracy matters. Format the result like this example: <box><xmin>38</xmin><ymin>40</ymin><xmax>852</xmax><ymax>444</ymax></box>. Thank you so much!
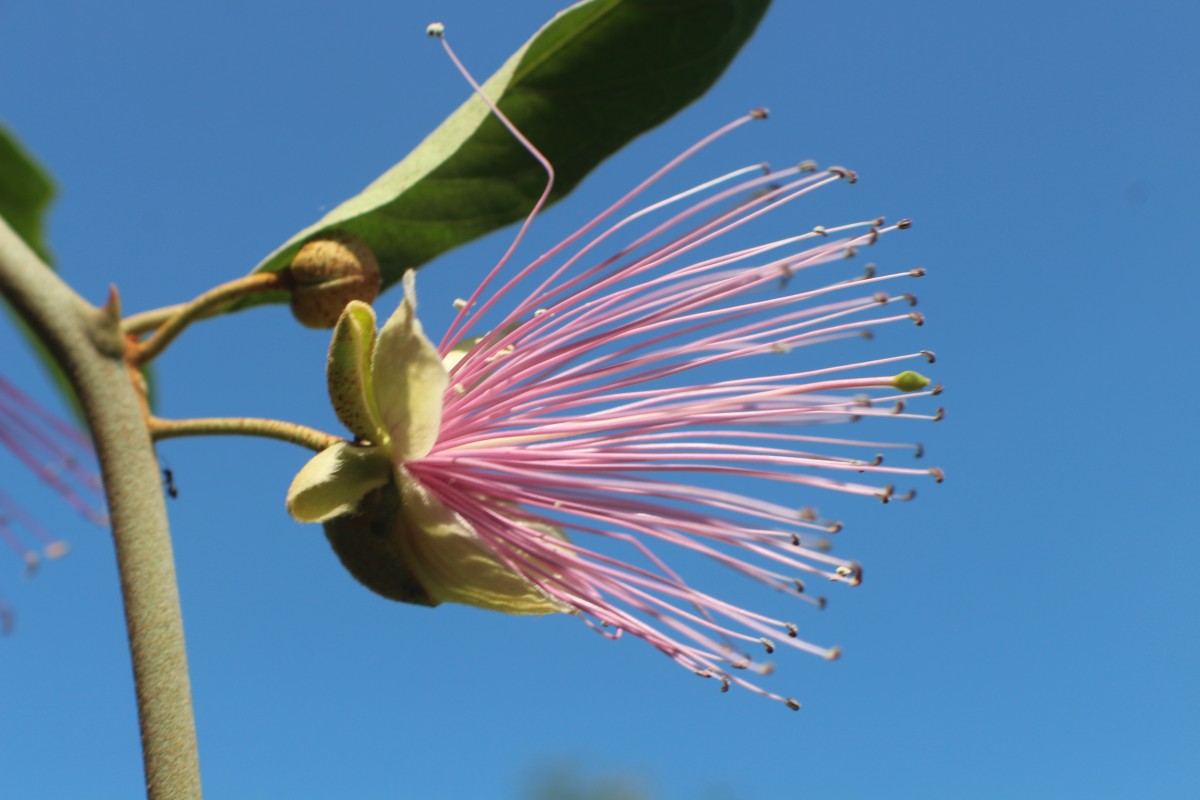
<box><xmin>247</xmin><ymin>0</ymin><xmax>769</xmax><ymax>301</ymax></box>
<box><xmin>0</xmin><ymin>123</ymin><xmax>154</xmax><ymax>418</ymax></box>
<box><xmin>0</xmin><ymin>122</ymin><xmax>81</xmax><ymax>417</ymax></box>
<box><xmin>0</xmin><ymin>121</ymin><xmax>54</xmax><ymax>263</ymax></box>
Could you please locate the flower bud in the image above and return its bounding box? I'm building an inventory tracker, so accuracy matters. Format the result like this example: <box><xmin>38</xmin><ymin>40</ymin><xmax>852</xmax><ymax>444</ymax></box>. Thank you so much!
<box><xmin>288</xmin><ymin>233</ymin><xmax>382</xmax><ymax>329</ymax></box>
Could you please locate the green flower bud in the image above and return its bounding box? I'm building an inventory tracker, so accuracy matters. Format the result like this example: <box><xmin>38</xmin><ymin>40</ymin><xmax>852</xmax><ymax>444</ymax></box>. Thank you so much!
<box><xmin>323</xmin><ymin>479</ymin><xmax>438</xmax><ymax>607</ymax></box>
<box><xmin>288</xmin><ymin>233</ymin><xmax>381</xmax><ymax>329</ymax></box>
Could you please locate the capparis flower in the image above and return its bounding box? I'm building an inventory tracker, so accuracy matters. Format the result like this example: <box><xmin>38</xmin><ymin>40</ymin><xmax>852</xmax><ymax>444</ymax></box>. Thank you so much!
<box><xmin>287</xmin><ymin>120</ymin><xmax>943</xmax><ymax>706</ymax></box>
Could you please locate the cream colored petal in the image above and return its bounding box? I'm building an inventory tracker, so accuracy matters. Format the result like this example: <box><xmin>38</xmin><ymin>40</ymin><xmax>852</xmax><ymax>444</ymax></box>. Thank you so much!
<box><xmin>372</xmin><ymin>271</ymin><xmax>448</xmax><ymax>461</ymax></box>
<box><xmin>286</xmin><ymin>442</ymin><xmax>391</xmax><ymax>523</ymax></box>
<box><xmin>442</xmin><ymin>335</ymin><xmax>483</xmax><ymax>371</ymax></box>
<box><xmin>326</xmin><ymin>301</ymin><xmax>386</xmax><ymax>442</ymax></box>
<box><xmin>393</xmin><ymin>469</ymin><xmax>566</xmax><ymax>616</ymax></box>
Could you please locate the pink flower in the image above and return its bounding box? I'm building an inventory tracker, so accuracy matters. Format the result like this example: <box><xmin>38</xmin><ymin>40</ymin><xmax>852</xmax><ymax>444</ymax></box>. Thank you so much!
<box><xmin>0</xmin><ymin>373</ymin><xmax>106</xmax><ymax>631</ymax></box>
<box><xmin>288</xmin><ymin>114</ymin><xmax>943</xmax><ymax>707</ymax></box>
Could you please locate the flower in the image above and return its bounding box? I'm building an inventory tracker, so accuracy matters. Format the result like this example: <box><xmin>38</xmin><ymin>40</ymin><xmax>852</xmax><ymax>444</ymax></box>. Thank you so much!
<box><xmin>0</xmin><ymin>372</ymin><xmax>106</xmax><ymax>631</ymax></box>
<box><xmin>287</xmin><ymin>121</ymin><xmax>943</xmax><ymax>706</ymax></box>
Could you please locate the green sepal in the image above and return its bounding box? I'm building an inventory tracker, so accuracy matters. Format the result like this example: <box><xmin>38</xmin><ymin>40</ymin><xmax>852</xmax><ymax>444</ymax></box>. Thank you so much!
<box><xmin>327</xmin><ymin>300</ymin><xmax>385</xmax><ymax>442</ymax></box>
<box><xmin>323</xmin><ymin>477</ymin><xmax>437</xmax><ymax>607</ymax></box>
<box><xmin>286</xmin><ymin>442</ymin><xmax>391</xmax><ymax>523</ymax></box>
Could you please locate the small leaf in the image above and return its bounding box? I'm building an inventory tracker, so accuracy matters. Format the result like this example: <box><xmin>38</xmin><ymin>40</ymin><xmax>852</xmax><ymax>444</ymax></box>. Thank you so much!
<box><xmin>0</xmin><ymin>122</ymin><xmax>81</xmax><ymax>417</ymax></box>
<box><xmin>246</xmin><ymin>0</ymin><xmax>769</xmax><ymax>301</ymax></box>
<box><xmin>0</xmin><ymin>121</ymin><xmax>54</xmax><ymax>263</ymax></box>
<box><xmin>0</xmin><ymin>123</ymin><xmax>156</xmax><ymax>418</ymax></box>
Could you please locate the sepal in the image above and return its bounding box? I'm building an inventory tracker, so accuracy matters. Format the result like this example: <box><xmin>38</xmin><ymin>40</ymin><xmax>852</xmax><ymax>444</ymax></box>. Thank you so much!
<box><xmin>286</xmin><ymin>442</ymin><xmax>391</xmax><ymax>523</ymax></box>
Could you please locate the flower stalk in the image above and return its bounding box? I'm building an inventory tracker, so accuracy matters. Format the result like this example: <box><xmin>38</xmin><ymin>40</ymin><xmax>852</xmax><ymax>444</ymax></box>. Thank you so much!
<box><xmin>149</xmin><ymin>415</ymin><xmax>342</xmax><ymax>453</ymax></box>
<box><xmin>127</xmin><ymin>271</ymin><xmax>292</xmax><ymax>365</ymax></box>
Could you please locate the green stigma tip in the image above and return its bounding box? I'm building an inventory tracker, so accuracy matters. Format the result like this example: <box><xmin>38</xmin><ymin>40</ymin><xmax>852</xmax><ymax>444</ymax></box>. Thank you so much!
<box><xmin>893</xmin><ymin>371</ymin><xmax>931</xmax><ymax>392</ymax></box>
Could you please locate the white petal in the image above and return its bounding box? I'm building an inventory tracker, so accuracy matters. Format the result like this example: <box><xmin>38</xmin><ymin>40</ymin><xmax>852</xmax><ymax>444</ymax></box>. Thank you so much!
<box><xmin>394</xmin><ymin>469</ymin><xmax>566</xmax><ymax>615</ymax></box>
<box><xmin>372</xmin><ymin>271</ymin><xmax>448</xmax><ymax>461</ymax></box>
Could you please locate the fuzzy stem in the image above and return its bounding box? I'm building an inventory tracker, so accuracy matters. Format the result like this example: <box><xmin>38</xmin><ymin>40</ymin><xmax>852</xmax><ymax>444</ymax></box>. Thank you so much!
<box><xmin>121</xmin><ymin>302</ymin><xmax>187</xmax><ymax>337</ymax></box>
<box><xmin>129</xmin><ymin>272</ymin><xmax>292</xmax><ymax>365</ymax></box>
<box><xmin>150</xmin><ymin>416</ymin><xmax>341</xmax><ymax>453</ymax></box>
<box><xmin>0</xmin><ymin>218</ymin><xmax>202</xmax><ymax>798</ymax></box>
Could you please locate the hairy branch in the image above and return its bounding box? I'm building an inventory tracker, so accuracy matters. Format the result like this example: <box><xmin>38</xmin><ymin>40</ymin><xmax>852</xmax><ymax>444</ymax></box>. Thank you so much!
<box><xmin>0</xmin><ymin>218</ymin><xmax>202</xmax><ymax>799</ymax></box>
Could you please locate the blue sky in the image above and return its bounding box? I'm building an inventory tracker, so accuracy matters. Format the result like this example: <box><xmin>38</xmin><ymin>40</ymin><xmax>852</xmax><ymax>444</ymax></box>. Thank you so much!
<box><xmin>2</xmin><ymin>1</ymin><xmax>1198</xmax><ymax>798</ymax></box>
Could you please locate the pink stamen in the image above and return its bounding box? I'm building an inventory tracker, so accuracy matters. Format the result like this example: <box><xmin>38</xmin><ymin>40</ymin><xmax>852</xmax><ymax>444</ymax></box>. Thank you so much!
<box><xmin>404</xmin><ymin>29</ymin><xmax>941</xmax><ymax>706</ymax></box>
<box><xmin>0</xmin><ymin>374</ymin><xmax>105</xmax><ymax>628</ymax></box>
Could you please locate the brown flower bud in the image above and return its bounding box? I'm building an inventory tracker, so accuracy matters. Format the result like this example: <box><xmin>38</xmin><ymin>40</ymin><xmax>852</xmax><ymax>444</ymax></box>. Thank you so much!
<box><xmin>288</xmin><ymin>233</ymin><xmax>381</xmax><ymax>328</ymax></box>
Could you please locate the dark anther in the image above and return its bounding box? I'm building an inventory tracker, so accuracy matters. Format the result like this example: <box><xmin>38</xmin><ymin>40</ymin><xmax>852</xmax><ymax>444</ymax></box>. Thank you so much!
<box><xmin>929</xmin><ymin>467</ymin><xmax>945</xmax><ymax>483</ymax></box>
<box><xmin>786</xmin><ymin>698</ymin><xmax>801</xmax><ymax>711</ymax></box>
<box><xmin>838</xmin><ymin>562</ymin><xmax>864</xmax><ymax>586</ymax></box>
<box><xmin>760</xmin><ymin>638</ymin><xmax>776</xmax><ymax>654</ymax></box>
<box><xmin>797</xmin><ymin>160</ymin><xmax>818</xmax><ymax>173</ymax></box>
<box><xmin>750</xmin><ymin>107</ymin><xmax>769</xmax><ymax>120</ymax></box>
<box><xmin>828</xmin><ymin>166</ymin><xmax>858</xmax><ymax>183</ymax></box>
<box><xmin>897</xmin><ymin>218</ymin><xmax>913</xmax><ymax>229</ymax></box>
<box><xmin>920</xmin><ymin>350</ymin><xmax>936</xmax><ymax>363</ymax></box>
<box><xmin>909</xmin><ymin>267</ymin><xmax>927</xmax><ymax>277</ymax></box>
<box><xmin>933</xmin><ymin>407</ymin><xmax>946</xmax><ymax>422</ymax></box>
<box><xmin>909</xmin><ymin>312</ymin><xmax>925</xmax><ymax>326</ymax></box>
<box><xmin>785</xmin><ymin>623</ymin><xmax>799</xmax><ymax>638</ymax></box>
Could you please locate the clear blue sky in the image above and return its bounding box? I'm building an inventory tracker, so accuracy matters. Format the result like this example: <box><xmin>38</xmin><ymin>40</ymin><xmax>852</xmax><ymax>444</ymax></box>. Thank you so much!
<box><xmin>2</xmin><ymin>1</ymin><xmax>1198</xmax><ymax>798</ymax></box>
